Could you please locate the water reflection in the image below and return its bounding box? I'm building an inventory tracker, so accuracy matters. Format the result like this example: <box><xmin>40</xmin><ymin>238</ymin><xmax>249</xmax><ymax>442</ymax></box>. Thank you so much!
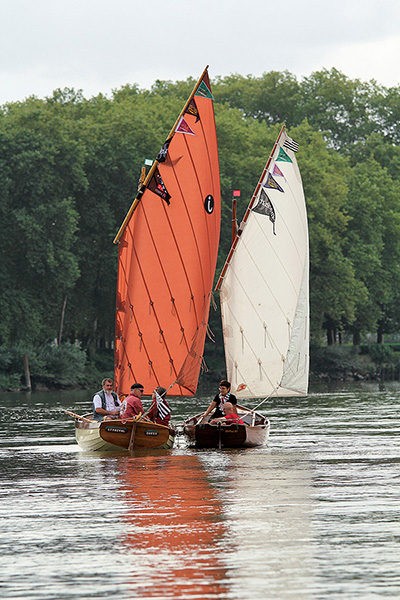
<box><xmin>1</xmin><ymin>388</ymin><xmax>400</xmax><ymax>599</ymax></box>
<box><xmin>198</xmin><ymin>449</ymin><xmax>317</xmax><ymax>599</ymax></box>
<box><xmin>117</xmin><ymin>452</ymin><xmax>229</xmax><ymax>598</ymax></box>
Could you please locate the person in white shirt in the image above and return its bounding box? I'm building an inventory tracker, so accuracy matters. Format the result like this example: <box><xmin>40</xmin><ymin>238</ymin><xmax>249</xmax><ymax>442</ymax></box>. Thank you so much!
<box><xmin>92</xmin><ymin>378</ymin><xmax>121</xmax><ymax>421</ymax></box>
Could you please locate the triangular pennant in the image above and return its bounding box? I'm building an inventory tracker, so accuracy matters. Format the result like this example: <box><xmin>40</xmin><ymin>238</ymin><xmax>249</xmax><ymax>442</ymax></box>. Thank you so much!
<box><xmin>156</xmin><ymin>138</ymin><xmax>172</xmax><ymax>163</ymax></box>
<box><xmin>252</xmin><ymin>189</ymin><xmax>276</xmax><ymax>235</ymax></box>
<box><xmin>185</xmin><ymin>98</ymin><xmax>200</xmax><ymax>122</ymax></box>
<box><xmin>272</xmin><ymin>163</ymin><xmax>285</xmax><ymax>178</ymax></box>
<box><xmin>175</xmin><ymin>116</ymin><xmax>195</xmax><ymax>135</ymax></box>
<box><xmin>276</xmin><ymin>147</ymin><xmax>293</xmax><ymax>163</ymax></box>
<box><xmin>264</xmin><ymin>172</ymin><xmax>284</xmax><ymax>192</ymax></box>
<box><xmin>283</xmin><ymin>136</ymin><xmax>299</xmax><ymax>152</ymax></box>
<box><xmin>147</xmin><ymin>168</ymin><xmax>171</xmax><ymax>205</ymax></box>
<box><xmin>195</xmin><ymin>80</ymin><xmax>214</xmax><ymax>99</ymax></box>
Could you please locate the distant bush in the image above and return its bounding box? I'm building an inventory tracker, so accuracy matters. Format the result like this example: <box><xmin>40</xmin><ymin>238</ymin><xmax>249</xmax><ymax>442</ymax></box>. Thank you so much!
<box><xmin>34</xmin><ymin>343</ymin><xmax>88</xmax><ymax>386</ymax></box>
<box><xmin>360</xmin><ymin>343</ymin><xmax>396</xmax><ymax>365</ymax></box>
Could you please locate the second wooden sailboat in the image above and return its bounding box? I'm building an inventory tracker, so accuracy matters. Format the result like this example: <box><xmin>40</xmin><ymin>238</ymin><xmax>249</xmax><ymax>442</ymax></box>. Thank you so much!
<box><xmin>184</xmin><ymin>126</ymin><xmax>309</xmax><ymax>448</ymax></box>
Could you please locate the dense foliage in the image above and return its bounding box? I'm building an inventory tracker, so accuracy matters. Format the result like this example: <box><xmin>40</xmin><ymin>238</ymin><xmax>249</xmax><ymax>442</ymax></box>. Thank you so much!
<box><xmin>1</xmin><ymin>68</ymin><xmax>400</xmax><ymax>387</ymax></box>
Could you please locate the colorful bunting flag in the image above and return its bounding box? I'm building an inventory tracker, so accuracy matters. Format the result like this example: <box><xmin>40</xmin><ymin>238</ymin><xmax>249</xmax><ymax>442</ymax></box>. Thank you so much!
<box><xmin>272</xmin><ymin>163</ymin><xmax>285</xmax><ymax>178</ymax></box>
<box><xmin>156</xmin><ymin>138</ymin><xmax>172</xmax><ymax>163</ymax></box>
<box><xmin>283</xmin><ymin>136</ymin><xmax>299</xmax><ymax>152</ymax></box>
<box><xmin>264</xmin><ymin>172</ymin><xmax>284</xmax><ymax>192</ymax></box>
<box><xmin>252</xmin><ymin>189</ymin><xmax>276</xmax><ymax>235</ymax></box>
<box><xmin>155</xmin><ymin>390</ymin><xmax>171</xmax><ymax>419</ymax></box>
<box><xmin>276</xmin><ymin>147</ymin><xmax>293</xmax><ymax>163</ymax></box>
<box><xmin>195</xmin><ymin>80</ymin><xmax>214</xmax><ymax>99</ymax></box>
<box><xmin>185</xmin><ymin>98</ymin><xmax>200</xmax><ymax>122</ymax></box>
<box><xmin>148</xmin><ymin>168</ymin><xmax>171</xmax><ymax>204</ymax></box>
<box><xmin>175</xmin><ymin>116</ymin><xmax>195</xmax><ymax>135</ymax></box>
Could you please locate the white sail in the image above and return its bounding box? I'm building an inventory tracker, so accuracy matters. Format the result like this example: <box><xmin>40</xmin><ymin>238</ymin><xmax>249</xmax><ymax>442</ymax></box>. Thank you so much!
<box><xmin>218</xmin><ymin>128</ymin><xmax>309</xmax><ymax>399</ymax></box>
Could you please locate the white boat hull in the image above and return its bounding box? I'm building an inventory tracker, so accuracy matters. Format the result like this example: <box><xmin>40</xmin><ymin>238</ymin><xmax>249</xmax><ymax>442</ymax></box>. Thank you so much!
<box><xmin>75</xmin><ymin>420</ymin><xmax>125</xmax><ymax>452</ymax></box>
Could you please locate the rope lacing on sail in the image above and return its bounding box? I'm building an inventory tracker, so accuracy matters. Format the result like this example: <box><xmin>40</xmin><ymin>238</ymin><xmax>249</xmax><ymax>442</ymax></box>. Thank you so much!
<box><xmin>206</xmin><ymin>322</ymin><xmax>215</xmax><ymax>342</ymax></box>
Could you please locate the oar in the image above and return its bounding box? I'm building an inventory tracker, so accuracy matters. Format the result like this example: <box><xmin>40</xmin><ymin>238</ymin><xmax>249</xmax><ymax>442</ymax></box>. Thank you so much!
<box><xmin>127</xmin><ymin>412</ymin><xmax>144</xmax><ymax>452</ymax></box>
<box><xmin>64</xmin><ymin>410</ymin><xmax>92</xmax><ymax>423</ymax></box>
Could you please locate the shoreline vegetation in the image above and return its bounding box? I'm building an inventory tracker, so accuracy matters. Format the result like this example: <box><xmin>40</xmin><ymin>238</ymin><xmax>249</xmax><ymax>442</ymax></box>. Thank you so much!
<box><xmin>2</xmin><ymin>69</ymin><xmax>400</xmax><ymax>390</ymax></box>
<box><xmin>1</xmin><ymin>342</ymin><xmax>400</xmax><ymax>393</ymax></box>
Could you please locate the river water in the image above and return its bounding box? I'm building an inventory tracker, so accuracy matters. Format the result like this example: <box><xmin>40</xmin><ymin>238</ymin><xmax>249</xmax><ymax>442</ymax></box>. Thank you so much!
<box><xmin>1</xmin><ymin>385</ymin><xmax>399</xmax><ymax>599</ymax></box>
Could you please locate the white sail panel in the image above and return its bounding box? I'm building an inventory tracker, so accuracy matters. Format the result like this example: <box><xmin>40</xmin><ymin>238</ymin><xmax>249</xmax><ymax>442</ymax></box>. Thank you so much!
<box><xmin>219</xmin><ymin>131</ymin><xmax>309</xmax><ymax>399</ymax></box>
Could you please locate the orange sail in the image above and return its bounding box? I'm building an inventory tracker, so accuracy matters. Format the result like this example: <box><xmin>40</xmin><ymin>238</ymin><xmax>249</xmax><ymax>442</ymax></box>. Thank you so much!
<box><xmin>114</xmin><ymin>67</ymin><xmax>221</xmax><ymax>396</ymax></box>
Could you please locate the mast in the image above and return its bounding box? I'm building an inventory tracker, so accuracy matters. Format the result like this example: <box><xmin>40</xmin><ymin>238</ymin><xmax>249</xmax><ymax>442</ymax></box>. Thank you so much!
<box><xmin>114</xmin><ymin>66</ymin><xmax>211</xmax><ymax>245</ymax></box>
<box><xmin>215</xmin><ymin>125</ymin><xmax>286</xmax><ymax>291</ymax></box>
<box><xmin>231</xmin><ymin>190</ymin><xmax>240</xmax><ymax>243</ymax></box>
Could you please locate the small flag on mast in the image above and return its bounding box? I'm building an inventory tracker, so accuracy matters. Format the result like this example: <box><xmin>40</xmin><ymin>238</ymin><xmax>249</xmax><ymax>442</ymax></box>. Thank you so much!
<box><xmin>272</xmin><ymin>164</ymin><xmax>285</xmax><ymax>178</ymax></box>
<box><xmin>283</xmin><ymin>136</ymin><xmax>299</xmax><ymax>152</ymax></box>
<box><xmin>148</xmin><ymin>168</ymin><xmax>171</xmax><ymax>204</ymax></box>
<box><xmin>185</xmin><ymin>98</ymin><xmax>200</xmax><ymax>122</ymax></box>
<box><xmin>175</xmin><ymin>117</ymin><xmax>195</xmax><ymax>135</ymax></box>
<box><xmin>156</xmin><ymin>139</ymin><xmax>171</xmax><ymax>163</ymax></box>
<box><xmin>252</xmin><ymin>189</ymin><xmax>276</xmax><ymax>235</ymax></box>
<box><xmin>276</xmin><ymin>147</ymin><xmax>293</xmax><ymax>163</ymax></box>
<box><xmin>155</xmin><ymin>391</ymin><xmax>171</xmax><ymax>420</ymax></box>
<box><xmin>264</xmin><ymin>172</ymin><xmax>284</xmax><ymax>193</ymax></box>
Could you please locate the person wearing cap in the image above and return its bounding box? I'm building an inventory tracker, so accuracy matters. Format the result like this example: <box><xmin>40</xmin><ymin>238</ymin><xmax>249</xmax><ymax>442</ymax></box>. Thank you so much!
<box><xmin>120</xmin><ymin>383</ymin><xmax>145</xmax><ymax>420</ymax></box>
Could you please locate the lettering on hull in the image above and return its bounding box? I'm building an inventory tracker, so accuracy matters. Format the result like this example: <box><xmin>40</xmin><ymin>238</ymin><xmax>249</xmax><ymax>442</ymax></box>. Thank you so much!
<box><xmin>104</xmin><ymin>426</ymin><xmax>129</xmax><ymax>434</ymax></box>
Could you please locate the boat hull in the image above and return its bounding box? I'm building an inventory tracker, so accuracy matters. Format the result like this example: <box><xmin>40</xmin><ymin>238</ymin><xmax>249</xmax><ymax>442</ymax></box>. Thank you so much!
<box><xmin>183</xmin><ymin>410</ymin><xmax>270</xmax><ymax>449</ymax></box>
<box><xmin>75</xmin><ymin>418</ymin><xmax>175</xmax><ymax>452</ymax></box>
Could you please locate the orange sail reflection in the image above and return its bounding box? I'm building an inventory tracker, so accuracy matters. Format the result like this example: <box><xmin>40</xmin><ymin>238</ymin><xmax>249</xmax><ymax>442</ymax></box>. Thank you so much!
<box><xmin>118</xmin><ymin>453</ymin><xmax>229</xmax><ymax>598</ymax></box>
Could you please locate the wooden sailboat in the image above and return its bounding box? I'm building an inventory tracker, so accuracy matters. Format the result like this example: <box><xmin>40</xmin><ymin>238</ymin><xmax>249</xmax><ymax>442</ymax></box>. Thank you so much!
<box><xmin>184</xmin><ymin>126</ymin><xmax>309</xmax><ymax>448</ymax></box>
<box><xmin>72</xmin><ymin>67</ymin><xmax>221</xmax><ymax>451</ymax></box>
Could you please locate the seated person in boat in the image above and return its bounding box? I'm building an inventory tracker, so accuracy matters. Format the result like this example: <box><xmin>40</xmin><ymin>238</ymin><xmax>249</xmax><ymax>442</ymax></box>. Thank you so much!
<box><xmin>210</xmin><ymin>402</ymin><xmax>244</xmax><ymax>425</ymax></box>
<box><xmin>92</xmin><ymin>378</ymin><xmax>121</xmax><ymax>421</ymax></box>
<box><xmin>147</xmin><ymin>386</ymin><xmax>171</xmax><ymax>426</ymax></box>
<box><xmin>201</xmin><ymin>380</ymin><xmax>237</xmax><ymax>420</ymax></box>
<box><xmin>120</xmin><ymin>383</ymin><xmax>144</xmax><ymax>419</ymax></box>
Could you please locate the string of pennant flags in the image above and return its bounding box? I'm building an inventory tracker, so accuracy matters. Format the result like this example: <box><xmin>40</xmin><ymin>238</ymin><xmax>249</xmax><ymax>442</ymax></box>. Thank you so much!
<box><xmin>142</xmin><ymin>67</ymin><xmax>299</xmax><ymax>220</ymax></box>
<box><xmin>144</xmin><ymin>74</ymin><xmax>214</xmax><ymax>204</ymax></box>
<box><xmin>251</xmin><ymin>135</ymin><xmax>299</xmax><ymax>234</ymax></box>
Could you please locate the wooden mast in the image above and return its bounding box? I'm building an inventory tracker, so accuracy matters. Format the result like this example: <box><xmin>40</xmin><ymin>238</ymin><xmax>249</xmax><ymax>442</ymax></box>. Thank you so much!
<box><xmin>113</xmin><ymin>66</ymin><xmax>211</xmax><ymax>244</ymax></box>
<box><xmin>215</xmin><ymin>125</ymin><xmax>286</xmax><ymax>291</ymax></box>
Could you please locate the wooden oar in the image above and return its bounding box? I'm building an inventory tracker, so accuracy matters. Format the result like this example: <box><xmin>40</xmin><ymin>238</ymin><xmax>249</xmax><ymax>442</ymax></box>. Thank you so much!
<box><xmin>127</xmin><ymin>412</ymin><xmax>144</xmax><ymax>452</ymax></box>
<box><xmin>64</xmin><ymin>410</ymin><xmax>92</xmax><ymax>423</ymax></box>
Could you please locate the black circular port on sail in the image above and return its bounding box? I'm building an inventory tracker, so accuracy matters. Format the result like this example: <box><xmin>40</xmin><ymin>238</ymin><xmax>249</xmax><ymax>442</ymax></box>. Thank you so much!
<box><xmin>204</xmin><ymin>194</ymin><xmax>214</xmax><ymax>214</ymax></box>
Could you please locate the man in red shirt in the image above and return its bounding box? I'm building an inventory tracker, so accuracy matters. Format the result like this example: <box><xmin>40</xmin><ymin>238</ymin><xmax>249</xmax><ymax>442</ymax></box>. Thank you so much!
<box><xmin>120</xmin><ymin>383</ymin><xmax>144</xmax><ymax>419</ymax></box>
<box><xmin>210</xmin><ymin>402</ymin><xmax>244</xmax><ymax>424</ymax></box>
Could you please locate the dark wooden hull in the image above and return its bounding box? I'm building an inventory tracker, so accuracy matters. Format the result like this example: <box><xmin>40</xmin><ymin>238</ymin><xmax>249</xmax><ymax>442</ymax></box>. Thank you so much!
<box><xmin>183</xmin><ymin>408</ymin><xmax>270</xmax><ymax>449</ymax></box>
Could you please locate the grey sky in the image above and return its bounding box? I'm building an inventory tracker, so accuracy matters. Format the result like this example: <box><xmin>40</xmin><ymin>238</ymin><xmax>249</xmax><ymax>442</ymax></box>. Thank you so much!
<box><xmin>1</xmin><ymin>0</ymin><xmax>399</xmax><ymax>104</ymax></box>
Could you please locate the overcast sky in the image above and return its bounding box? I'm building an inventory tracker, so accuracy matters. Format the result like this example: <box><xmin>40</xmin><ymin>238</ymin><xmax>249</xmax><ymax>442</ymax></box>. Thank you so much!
<box><xmin>1</xmin><ymin>0</ymin><xmax>399</xmax><ymax>104</ymax></box>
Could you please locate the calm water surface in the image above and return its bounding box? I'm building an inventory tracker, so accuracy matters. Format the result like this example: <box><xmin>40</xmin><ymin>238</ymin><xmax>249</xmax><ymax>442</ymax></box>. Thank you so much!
<box><xmin>1</xmin><ymin>385</ymin><xmax>399</xmax><ymax>599</ymax></box>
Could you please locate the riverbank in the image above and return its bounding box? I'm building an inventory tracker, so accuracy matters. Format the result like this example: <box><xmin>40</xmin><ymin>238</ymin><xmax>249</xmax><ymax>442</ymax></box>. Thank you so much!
<box><xmin>1</xmin><ymin>343</ymin><xmax>400</xmax><ymax>393</ymax></box>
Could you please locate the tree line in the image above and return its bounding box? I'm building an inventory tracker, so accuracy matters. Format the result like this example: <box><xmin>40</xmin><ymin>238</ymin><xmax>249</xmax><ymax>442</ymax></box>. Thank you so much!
<box><xmin>1</xmin><ymin>68</ymin><xmax>400</xmax><ymax>386</ymax></box>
